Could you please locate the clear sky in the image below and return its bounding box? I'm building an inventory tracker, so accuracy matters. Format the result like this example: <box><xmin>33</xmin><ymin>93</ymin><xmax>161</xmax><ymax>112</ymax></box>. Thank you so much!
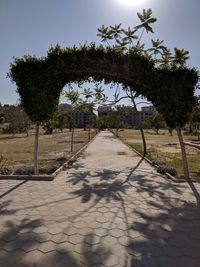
<box><xmin>0</xmin><ymin>0</ymin><xmax>200</xmax><ymax>105</ymax></box>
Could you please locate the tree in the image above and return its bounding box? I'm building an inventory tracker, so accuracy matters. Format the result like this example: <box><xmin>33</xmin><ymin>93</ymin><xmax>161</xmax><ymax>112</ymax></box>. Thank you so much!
<box><xmin>97</xmin><ymin>9</ymin><xmax>157</xmax><ymax>158</ymax></box>
<box><xmin>107</xmin><ymin>106</ymin><xmax>126</xmax><ymax>137</ymax></box>
<box><xmin>9</xmin><ymin>56</ymin><xmax>60</xmax><ymax>174</ymax></box>
<box><xmin>150</xmin><ymin>113</ymin><xmax>165</xmax><ymax>134</ymax></box>
<box><xmin>57</xmin><ymin>113</ymin><xmax>68</xmax><ymax>133</ymax></box>
<box><xmin>0</xmin><ymin>112</ymin><xmax>5</xmax><ymax>124</ymax></box>
<box><xmin>172</xmin><ymin>48</ymin><xmax>190</xmax><ymax>67</ymax></box>
<box><xmin>64</xmin><ymin>89</ymin><xmax>80</xmax><ymax>152</ymax></box>
<box><xmin>3</xmin><ymin>106</ymin><xmax>31</xmax><ymax>136</ymax></box>
<box><xmin>81</xmin><ymin>86</ymin><xmax>106</xmax><ymax>140</ymax></box>
<box><xmin>95</xmin><ymin>116</ymin><xmax>108</xmax><ymax>130</ymax></box>
<box><xmin>42</xmin><ymin>109</ymin><xmax>68</xmax><ymax>134</ymax></box>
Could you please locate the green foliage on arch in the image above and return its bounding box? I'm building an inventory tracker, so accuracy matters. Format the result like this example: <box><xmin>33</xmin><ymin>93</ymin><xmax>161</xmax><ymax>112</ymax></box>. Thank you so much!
<box><xmin>9</xmin><ymin>43</ymin><xmax>198</xmax><ymax>128</ymax></box>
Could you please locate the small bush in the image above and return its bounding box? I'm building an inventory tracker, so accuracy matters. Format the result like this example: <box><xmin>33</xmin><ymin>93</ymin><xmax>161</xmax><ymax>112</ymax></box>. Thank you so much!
<box><xmin>14</xmin><ymin>165</ymin><xmax>34</xmax><ymax>175</ymax></box>
<box><xmin>39</xmin><ymin>162</ymin><xmax>61</xmax><ymax>174</ymax></box>
<box><xmin>56</xmin><ymin>156</ymin><xmax>67</xmax><ymax>162</ymax></box>
<box><xmin>0</xmin><ymin>166</ymin><xmax>13</xmax><ymax>175</ymax></box>
<box><xmin>152</xmin><ymin>159</ymin><xmax>166</xmax><ymax>167</ymax></box>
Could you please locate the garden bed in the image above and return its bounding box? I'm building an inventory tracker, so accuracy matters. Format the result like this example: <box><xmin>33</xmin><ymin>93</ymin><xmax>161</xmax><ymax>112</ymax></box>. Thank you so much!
<box><xmin>0</xmin><ymin>129</ymin><xmax>97</xmax><ymax>180</ymax></box>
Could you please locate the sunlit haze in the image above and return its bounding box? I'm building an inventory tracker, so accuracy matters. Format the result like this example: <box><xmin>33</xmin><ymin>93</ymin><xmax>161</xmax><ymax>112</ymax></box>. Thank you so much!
<box><xmin>118</xmin><ymin>0</ymin><xmax>147</xmax><ymax>7</ymax></box>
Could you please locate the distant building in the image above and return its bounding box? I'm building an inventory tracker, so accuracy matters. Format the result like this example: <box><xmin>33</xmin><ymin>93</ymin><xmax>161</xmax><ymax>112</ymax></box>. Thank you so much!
<box><xmin>97</xmin><ymin>105</ymin><xmax>112</xmax><ymax>117</ymax></box>
<box><xmin>59</xmin><ymin>103</ymin><xmax>95</xmax><ymax>128</ymax></box>
<box><xmin>97</xmin><ymin>105</ymin><xmax>156</xmax><ymax>127</ymax></box>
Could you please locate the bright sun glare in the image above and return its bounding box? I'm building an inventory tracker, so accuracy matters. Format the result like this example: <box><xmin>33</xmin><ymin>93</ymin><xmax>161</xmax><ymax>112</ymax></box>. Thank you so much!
<box><xmin>118</xmin><ymin>0</ymin><xmax>146</xmax><ymax>6</ymax></box>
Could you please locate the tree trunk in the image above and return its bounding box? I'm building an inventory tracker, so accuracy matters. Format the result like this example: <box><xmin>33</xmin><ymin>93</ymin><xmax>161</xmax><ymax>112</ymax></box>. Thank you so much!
<box><xmin>176</xmin><ymin>127</ymin><xmax>189</xmax><ymax>179</ymax></box>
<box><xmin>88</xmin><ymin>125</ymin><xmax>91</xmax><ymax>140</ymax></box>
<box><xmin>140</xmin><ymin>126</ymin><xmax>147</xmax><ymax>157</ymax></box>
<box><xmin>71</xmin><ymin>127</ymin><xmax>74</xmax><ymax>153</ymax></box>
<box><xmin>34</xmin><ymin>122</ymin><xmax>39</xmax><ymax>175</ymax></box>
<box><xmin>116</xmin><ymin>128</ymin><xmax>119</xmax><ymax>137</ymax></box>
<box><xmin>130</xmin><ymin>96</ymin><xmax>147</xmax><ymax>158</ymax></box>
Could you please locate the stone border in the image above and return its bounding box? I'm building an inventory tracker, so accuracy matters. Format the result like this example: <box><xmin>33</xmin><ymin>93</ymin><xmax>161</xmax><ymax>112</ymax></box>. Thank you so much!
<box><xmin>0</xmin><ymin>131</ymin><xmax>99</xmax><ymax>181</ymax></box>
<box><xmin>115</xmin><ymin>132</ymin><xmax>198</xmax><ymax>183</ymax></box>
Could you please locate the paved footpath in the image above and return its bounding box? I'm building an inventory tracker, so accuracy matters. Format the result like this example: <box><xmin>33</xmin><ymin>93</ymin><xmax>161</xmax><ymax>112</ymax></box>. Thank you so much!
<box><xmin>0</xmin><ymin>130</ymin><xmax>200</xmax><ymax>267</ymax></box>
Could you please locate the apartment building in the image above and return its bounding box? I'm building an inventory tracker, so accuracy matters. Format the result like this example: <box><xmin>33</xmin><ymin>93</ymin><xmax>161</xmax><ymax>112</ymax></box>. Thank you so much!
<box><xmin>59</xmin><ymin>103</ymin><xmax>95</xmax><ymax>128</ymax></box>
<box><xmin>98</xmin><ymin>105</ymin><xmax>156</xmax><ymax>127</ymax></box>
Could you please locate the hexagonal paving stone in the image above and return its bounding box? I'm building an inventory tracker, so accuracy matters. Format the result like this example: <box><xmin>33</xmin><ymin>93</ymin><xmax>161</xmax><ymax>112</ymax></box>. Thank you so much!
<box><xmin>116</xmin><ymin>223</ymin><xmax>127</xmax><ymax>231</ymax></box>
<box><xmin>128</xmin><ymin>230</ymin><xmax>141</xmax><ymax>239</ymax></box>
<box><xmin>96</xmin><ymin>216</ymin><xmax>109</xmax><ymax>223</ymax></box>
<box><xmin>98</xmin><ymin>207</ymin><xmax>110</xmax><ymax>213</ymax></box>
<box><xmin>34</xmin><ymin>233</ymin><xmax>52</xmax><ymax>243</ymax></box>
<box><xmin>64</xmin><ymin>227</ymin><xmax>78</xmax><ymax>236</ymax></box>
<box><xmin>56</xmin><ymin>241</ymin><xmax>75</xmax><ymax>254</ymax></box>
<box><xmin>74</xmin><ymin>243</ymin><xmax>91</xmax><ymax>254</ymax></box>
<box><xmin>74</xmin><ymin>221</ymin><xmax>87</xmax><ymax>229</ymax></box>
<box><xmin>22</xmin><ymin>240</ymin><xmax>39</xmax><ymax>252</ymax></box>
<box><xmin>110</xmin><ymin>229</ymin><xmax>124</xmax><ymax>238</ymax></box>
<box><xmin>103</xmin><ymin>212</ymin><xmax>115</xmax><ymax>219</ymax></box>
<box><xmin>38</xmin><ymin>241</ymin><xmax>56</xmax><ymax>253</ymax></box>
<box><xmin>101</xmin><ymin>253</ymin><xmax>119</xmax><ymax>266</ymax></box>
<box><xmin>84</xmin><ymin>234</ymin><xmax>100</xmax><ymax>245</ymax></box>
<box><xmin>33</xmin><ymin>226</ymin><xmax>48</xmax><ymax>234</ymax></box>
<box><xmin>20</xmin><ymin>250</ymin><xmax>43</xmax><ymax>266</ymax></box>
<box><xmin>68</xmin><ymin>234</ymin><xmax>83</xmax><ymax>245</ymax></box>
<box><xmin>3</xmin><ymin>240</ymin><xmax>23</xmax><ymax>252</ymax></box>
<box><xmin>81</xmin><ymin>253</ymin><xmax>101</xmax><ymax>266</ymax></box>
<box><xmin>94</xmin><ymin>228</ymin><xmax>107</xmax><ymax>237</ymax></box>
<box><xmin>51</xmin><ymin>233</ymin><xmax>68</xmax><ymax>244</ymax></box>
<box><xmin>2</xmin><ymin>232</ymin><xmax>18</xmax><ymax>242</ymax></box>
<box><xmin>88</xmin><ymin>221</ymin><xmax>101</xmax><ymax>230</ymax></box>
<box><xmin>101</xmin><ymin>237</ymin><xmax>118</xmax><ymax>247</ymax></box>
<box><xmin>47</xmin><ymin>227</ymin><xmax>63</xmax><ymax>235</ymax></box>
<box><xmin>118</xmin><ymin>236</ymin><xmax>129</xmax><ymax>247</ymax></box>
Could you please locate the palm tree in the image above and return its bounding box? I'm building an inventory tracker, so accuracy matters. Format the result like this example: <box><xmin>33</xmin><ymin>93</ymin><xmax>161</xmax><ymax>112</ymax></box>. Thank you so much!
<box><xmin>159</xmin><ymin>48</ymin><xmax>172</xmax><ymax>68</ymax></box>
<box><xmin>109</xmin><ymin>24</ymin><xmax>122</xmax><ymax>43</ymax></box>
<box><xmin>172</xmin><ymin>48</ymin><xmax>190</xmax><ymax>67</ymax></box>
<box><xmin>135</xmin><ymin>8</ymin><xmax>157</xmax><ymax>43</ymax></box>
<box><xmin>122</xmin><ymin>27</ymin><xmax>138</xmax><ymax>45</ymax></box>
<box><xmin>97</xmin><ymin>25</ymin><xmax>112</xmax><ymax>45</ymax></box>
<box><xmin>148</xmin><ymin>39</ymin><xmax>167</xmax><ymax>59</ymax></box>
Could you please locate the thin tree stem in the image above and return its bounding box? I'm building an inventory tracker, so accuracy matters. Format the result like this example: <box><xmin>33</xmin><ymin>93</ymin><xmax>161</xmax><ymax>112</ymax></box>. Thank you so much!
<box><xmin>176</xmin><ymin>127</ymin><xmax>189</xmax><ymax>179</ymax></box>
<box><xmin>34</xmin><ymin>122</ymin><xmax>39</xmax><ymax>175</ymax></box>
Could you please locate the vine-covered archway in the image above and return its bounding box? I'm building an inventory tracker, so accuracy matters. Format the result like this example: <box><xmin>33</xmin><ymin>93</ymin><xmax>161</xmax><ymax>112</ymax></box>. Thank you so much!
<box><xmin>9</xmin><ymin>44</ymin><xmax>199</xmax><ymax>177</ymax></box>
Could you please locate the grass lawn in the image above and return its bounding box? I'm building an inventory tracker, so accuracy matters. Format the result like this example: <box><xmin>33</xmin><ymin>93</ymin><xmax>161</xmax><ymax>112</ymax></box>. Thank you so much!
<box><xmin>0</xmin><ymin>128</ymin><xmax>96</xmax><ymax>166</ymax></box>
<box><xmin>118</xmin><ymin>129</ymin><xmax>200</xmax><ymax>181</ymax></box>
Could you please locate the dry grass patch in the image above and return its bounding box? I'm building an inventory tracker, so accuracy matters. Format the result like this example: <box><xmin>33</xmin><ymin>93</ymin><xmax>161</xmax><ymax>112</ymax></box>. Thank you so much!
<box><xmin>118</xmin><ymin>129</ymin><xmax>200</xmax><ymax>181</ymax></box>
<box><xmin>0</xmin><ymin>128</ymin><xmax>96</xmax><ymax>174</ymax></box>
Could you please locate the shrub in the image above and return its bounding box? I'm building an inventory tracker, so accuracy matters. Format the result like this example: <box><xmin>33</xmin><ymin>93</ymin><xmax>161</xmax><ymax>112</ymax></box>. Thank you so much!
<box><xmin>152</xmin><ymin>159</ymin><xmax>166</xmax><ymax>167</ymax></box>
<box><xmin>14</xmin><ymin>165</ymin><xmax>34</xmax><ymax>175</ymax></box>
<box><xmin>0</xmin><ymin>166</ymin><xmax>13</xmax><ymax>175</ymax></box>
<box><xmin>157</xmin><ymin>165</ymin><xmax>177</xmax><ymax>176</ymax></box>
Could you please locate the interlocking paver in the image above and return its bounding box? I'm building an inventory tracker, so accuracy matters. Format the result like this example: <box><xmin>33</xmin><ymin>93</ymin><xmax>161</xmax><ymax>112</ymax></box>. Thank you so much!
<box><xmin>0</xmin><ymin>131</ymin><xmax>200</xmax><ymax>267</ymax></box>
<box><xmin>38</xmin><ymin>241</ymin><xmax>56</xmax><ymax>253</ymax></box>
